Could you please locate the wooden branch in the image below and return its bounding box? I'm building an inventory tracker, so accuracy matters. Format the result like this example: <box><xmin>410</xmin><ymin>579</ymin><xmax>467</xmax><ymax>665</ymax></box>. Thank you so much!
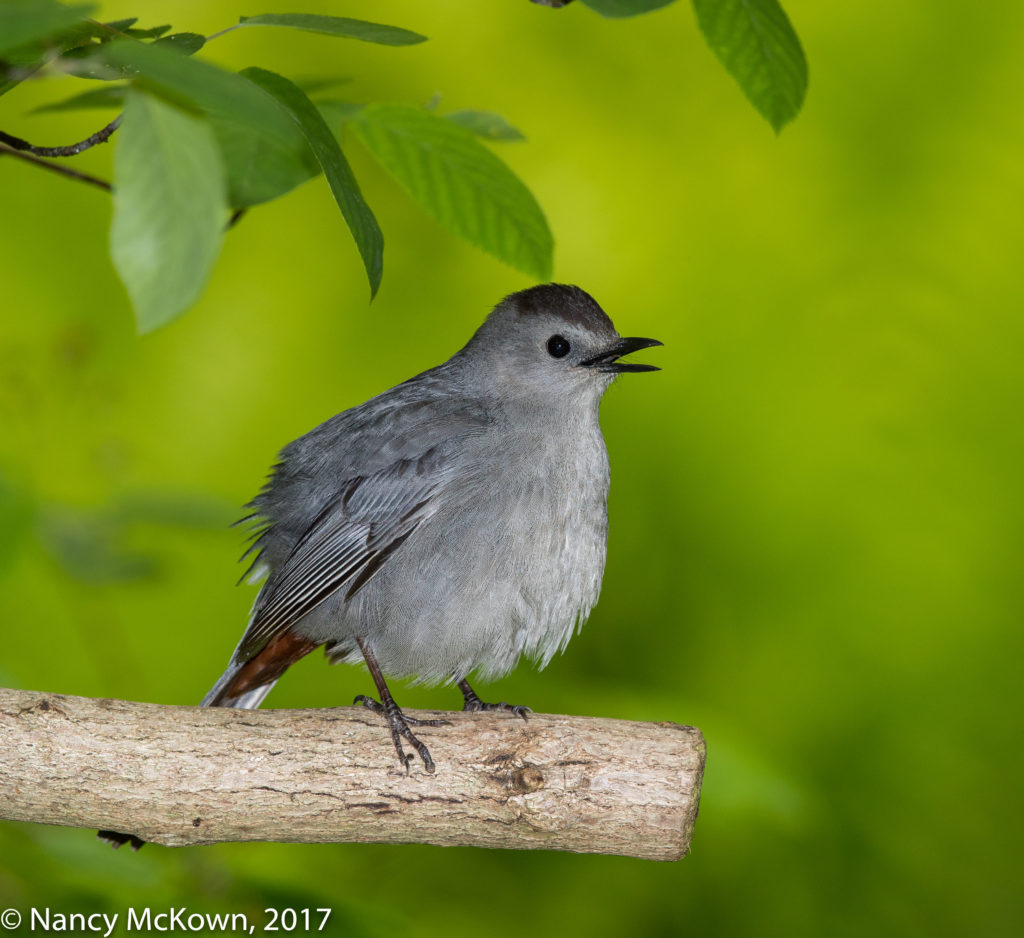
<box><xmin>0</xmin><ymin>143</ymin><xmax>112</xmax><ymax>191</ymax></box>
<box><xmin>0</xmin><ymin>687</ymin><xmax>705</xmax><ymax>862</ymax></box>
<box><xmin>0</xmin><ymin>115</ymin><xmax>122</xmax><ymax>158</ymax></box>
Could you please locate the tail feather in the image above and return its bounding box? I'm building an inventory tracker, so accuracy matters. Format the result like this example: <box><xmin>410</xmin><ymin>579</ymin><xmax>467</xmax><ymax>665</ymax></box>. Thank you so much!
<box><xmin>199</xmin><ymin>663</ymin><xmax>280</xmax><ymax>709</ymax></box>
<box><xmin>202</xmin><ymin>631</ymin><xmax>320</xmax><ymax>708</ymax></box>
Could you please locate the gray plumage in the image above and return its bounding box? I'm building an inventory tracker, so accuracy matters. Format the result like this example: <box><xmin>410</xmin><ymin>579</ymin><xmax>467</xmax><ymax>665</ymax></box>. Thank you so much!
<box><xmin>202</xmin><ymin>283</ymin><xmax>660</xmax><ymax>724</ymax></box>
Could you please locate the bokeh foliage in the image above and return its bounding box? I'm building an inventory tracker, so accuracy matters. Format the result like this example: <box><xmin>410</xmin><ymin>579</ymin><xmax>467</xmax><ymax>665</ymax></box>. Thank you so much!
<box><xmin>1</xmin><ymin>1</ymin><xmax>1022</xmax><ymax>936</ymax></box>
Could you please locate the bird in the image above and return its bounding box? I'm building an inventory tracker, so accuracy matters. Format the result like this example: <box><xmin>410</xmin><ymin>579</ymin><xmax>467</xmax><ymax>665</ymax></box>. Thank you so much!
<box><xmin>99</xmin><ymin>283</ymin><xmax>659</xmax><ymax>849</ymax></box>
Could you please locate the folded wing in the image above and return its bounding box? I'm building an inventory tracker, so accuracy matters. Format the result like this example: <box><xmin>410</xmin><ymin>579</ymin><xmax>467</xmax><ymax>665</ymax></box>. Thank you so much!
<box><xmin>236</xmin><ymin>447</ymin><xmax>446</xmax><ymax>664</ymax></box>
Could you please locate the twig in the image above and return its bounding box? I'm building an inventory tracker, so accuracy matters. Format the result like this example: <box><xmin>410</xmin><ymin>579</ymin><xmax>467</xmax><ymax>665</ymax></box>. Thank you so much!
<box><xmin>0</xmin><ymin>143</ymin><xmax>111</xmax><ymax>191</ymax></box>
<box><xmin>0</xmin><ymin>114</ymin><xmax>122</xmax><ymax>158</ymax></box>
<box><xmin>206</xmin><ymin>25</ymin><xmax>240</xmax><ymax>42</ymax></box>
<box><xmin>0</xmin><ymin>687</ymin><xmax>705</xmax><ymax>861</ymax></box>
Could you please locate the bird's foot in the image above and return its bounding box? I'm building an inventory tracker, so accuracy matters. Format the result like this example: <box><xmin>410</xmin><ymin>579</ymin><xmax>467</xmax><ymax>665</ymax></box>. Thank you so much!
<box><xmin>459</xmin><ymin>680</ymin><xmax>531</xmax><ymax>722</ymax></box>
<box><xmin>354</xmin><ymin>694</ymin><xmax>450</xmax><ymax>773</ymax></box>
<box><xmin>97</xmin><ymin>830</ymin><xmax>145</xmax><ymax>851</ymax></box>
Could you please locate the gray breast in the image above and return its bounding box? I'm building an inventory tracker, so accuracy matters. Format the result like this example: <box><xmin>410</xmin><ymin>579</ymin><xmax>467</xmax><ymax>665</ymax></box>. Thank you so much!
<box><xmin>299</xmin><ymin>411</ymin><xmax>611</xmax><ymax>685</ymax></box>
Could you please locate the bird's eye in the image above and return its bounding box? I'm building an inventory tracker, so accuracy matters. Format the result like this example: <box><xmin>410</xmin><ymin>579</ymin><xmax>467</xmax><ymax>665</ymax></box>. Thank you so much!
<box><xmin>547</xmin><ymin>335</ymin><xmax>571</xmax><ymax>358</ymax></box>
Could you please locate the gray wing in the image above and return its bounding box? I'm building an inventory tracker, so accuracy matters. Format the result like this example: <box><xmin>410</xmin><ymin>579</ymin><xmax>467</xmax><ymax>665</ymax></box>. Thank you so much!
<box><xmin>236</xmin><ymin>448</ymin><xmax>447</xmax><ymax>662</ymax></box>
<box><xmin>242</xmin><ymin>371</ymin><xmax>488</xmax><ymax>574</ymax></box>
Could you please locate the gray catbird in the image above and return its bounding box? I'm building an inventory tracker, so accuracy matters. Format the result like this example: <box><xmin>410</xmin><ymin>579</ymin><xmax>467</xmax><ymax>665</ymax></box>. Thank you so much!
<box><xmin>99</xmin><ymin>283</ymin><xmax>659</xmax><ymax>849</ymax></box>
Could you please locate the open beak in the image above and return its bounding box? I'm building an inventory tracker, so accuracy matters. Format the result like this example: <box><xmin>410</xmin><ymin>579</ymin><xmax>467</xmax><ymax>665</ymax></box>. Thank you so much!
<box><xmin>579</xmin><ymin>336</ymin><xmax>663</xmax><ymax>373</ymax></box>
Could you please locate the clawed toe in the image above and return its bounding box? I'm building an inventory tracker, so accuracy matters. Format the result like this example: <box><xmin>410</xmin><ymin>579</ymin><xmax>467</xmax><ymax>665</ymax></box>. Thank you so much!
<box><xmin>404</xmin><ymin>714</ymin><xmax>452</xmax><ymax>728</ymax></box>
<box><xmin>463</xmin><ymin>699</ymin><xmax>531</xmax><ymax>722</ymax></box>
<box><xmin>353</xmin><ymin>693</ymin><xmax>382</xmax><ymax>713</ymax></box>
<box><xmin>355</xmin><ymin>693</ymin><xmax>441</xmax><ymax>773</ymax></box>
<box><xmin>458</xmin><ymin>679</ymin><xmax>531</xmax><ymax>722</ymax></box>
<box><xmin>355</xmin><ymin>694</ymin><xmax>450</xmax><ymax>727</ymax></box>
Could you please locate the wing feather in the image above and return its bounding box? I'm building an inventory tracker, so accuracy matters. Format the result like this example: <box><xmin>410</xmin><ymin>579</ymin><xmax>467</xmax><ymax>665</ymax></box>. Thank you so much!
<box><xmin>235</xmin><ymin>451</ymin><xmax>444</xmax><ymax>662</ymax></box>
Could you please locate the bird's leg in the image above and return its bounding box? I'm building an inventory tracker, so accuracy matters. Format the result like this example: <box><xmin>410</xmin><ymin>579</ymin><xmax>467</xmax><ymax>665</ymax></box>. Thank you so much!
<box><xmin>458</xmin><ymin>678</ymin><xmax>531</xmax><ymax>722</ymax></box>
<box><xmin>354</xmin><ymin>637</ymin><xmax>450</xmax><ymax>773</ymax></box>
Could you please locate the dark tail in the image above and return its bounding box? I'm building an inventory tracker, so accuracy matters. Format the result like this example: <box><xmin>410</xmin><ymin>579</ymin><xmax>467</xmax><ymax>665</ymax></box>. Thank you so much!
<box><xmin>200</xmin><ymin>631</ymin><xmax>319</xmax><ymax>707</ymax></box>
<box><xmin>98</xmin><ymin>631</ymin><xmax>319</xmax><ymax>850</ymax></box>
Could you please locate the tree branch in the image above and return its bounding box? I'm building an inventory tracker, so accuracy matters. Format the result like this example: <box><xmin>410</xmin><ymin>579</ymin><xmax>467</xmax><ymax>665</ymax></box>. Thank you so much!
<box><xmin>0</xmin><ymin>687</ymin><xmax>704</xmax><ymax>861</ymax></box>
<box><xmin>0</xmin><ymin>115</ymin><xmax>122</xmax><ymax>157</ymax></box>
<box><xmin>0</xmin><ymin>143</ymin><xmax>111</xmax><ymax>191</ymax></box>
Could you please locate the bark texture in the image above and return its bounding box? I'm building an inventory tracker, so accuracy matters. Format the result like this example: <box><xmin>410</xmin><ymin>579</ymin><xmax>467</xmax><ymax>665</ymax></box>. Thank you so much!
<box><xmin>0</xmin><ymin>687</ymin><xmax>705</xmax><ymax>861</ymax></box>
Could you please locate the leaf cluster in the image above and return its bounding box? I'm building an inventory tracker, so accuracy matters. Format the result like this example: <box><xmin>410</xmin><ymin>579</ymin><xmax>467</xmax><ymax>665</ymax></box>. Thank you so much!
<box><xmin>1</xmin><ymin>3</ymin><xmax>550</xmax><ymax>330</ymax></box>
<box><xmin>1</xmin><ymin>0</ymin><xmax>808</xmax><ymax>332</ymax></box>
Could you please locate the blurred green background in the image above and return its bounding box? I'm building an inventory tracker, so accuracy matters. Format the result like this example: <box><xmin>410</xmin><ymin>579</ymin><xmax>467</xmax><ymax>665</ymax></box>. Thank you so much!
<box><xmin>2</xmin><ymin>1</ymin><xmax>1022</xmax><ymax>935</ymax></box>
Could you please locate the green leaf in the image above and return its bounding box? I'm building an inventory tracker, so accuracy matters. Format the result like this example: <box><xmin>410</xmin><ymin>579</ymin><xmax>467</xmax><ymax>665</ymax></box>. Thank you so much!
<box><xmin>207</xmin><ymin>87</ymin><xmax>318</xmax><ymax>208</ymax></box>
<box><xmin>241</xmin><ymin>67</ymin><xmax>383</xmax><ymax>298</ymax></box>
<box><xmin>237</xmin><ymin>13</ymin><xmax>426</xmax><ymax>46</ymax></box>
<box><xmin>0</xmin><ymin>0</ymin><xmax>96</xmax><ymax>57</ymax></box>
<box><xmin>64</xmin><ymin>29</ymin><xmax>202</xmax><ymax>79</ymax></box>
<box><xmin>446</xmin><ymin>110</ymin><xmax>525</xmax><ymax>142</ymax></box>
<box><xmin>152</xmin><ymin>32</ymin><xmax>205</xmax><ymax>55</ymax></box>
<box><xmin>101</xmin><ymin>18</ymin><xmax>138</xmax><ymax>32</ymax></box>
<box><xmin>59</xmin><ymin>40</ymin><xmax>140</xmax><ymax>80</ymax></box>
<box><xmin>110</xmin><ymin>89</ymin><xmax>227</xmax><ymax>332</ymax></box>
<box><xmin>582</xmin><ymin>0</ymin><xmax>676</xmax><ymax>18</ymax></box>
<box><xmin>124</xmin><ymin>24</ymin><xmax>171</xmax><ymax>39</ymax></box>
<box><xmin>50</xmin><ymin>32</ymin><xmax>204</xmax><ymax>83</ymax></box>
<box><xmin>350</xmin><ymin>104</ymin><xmax>553</xmax><ymax>280</ymax></box>
<box><xmin>96</xmin><ymin>40</ymin><xmax>319</xmax><ymax>207</ymax></box>
<box><xmin>0</xmin><ymin>49</ymin><xmax>44</xmax><ymax>96</ymax></box>
<box><xmin>691</xmin><ymin>0</ymin><xmax>807</xmax><ymax>132</ymax></box>
<box><xmin>0</xmin><ymin>2</ymin><xmax>102</xmax><ymax>95</ymax></box>
<box><xmin>30</xmin><ymin>84</ymin><xmax>124</xmax><ymax>112</ymax></box>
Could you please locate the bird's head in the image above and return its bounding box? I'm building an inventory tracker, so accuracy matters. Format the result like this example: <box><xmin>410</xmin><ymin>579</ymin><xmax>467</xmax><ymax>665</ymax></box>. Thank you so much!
<box><xmin>462</xmin><ymin>283</ymin><xmax>662</xmax><ymax>399</ymax></box>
